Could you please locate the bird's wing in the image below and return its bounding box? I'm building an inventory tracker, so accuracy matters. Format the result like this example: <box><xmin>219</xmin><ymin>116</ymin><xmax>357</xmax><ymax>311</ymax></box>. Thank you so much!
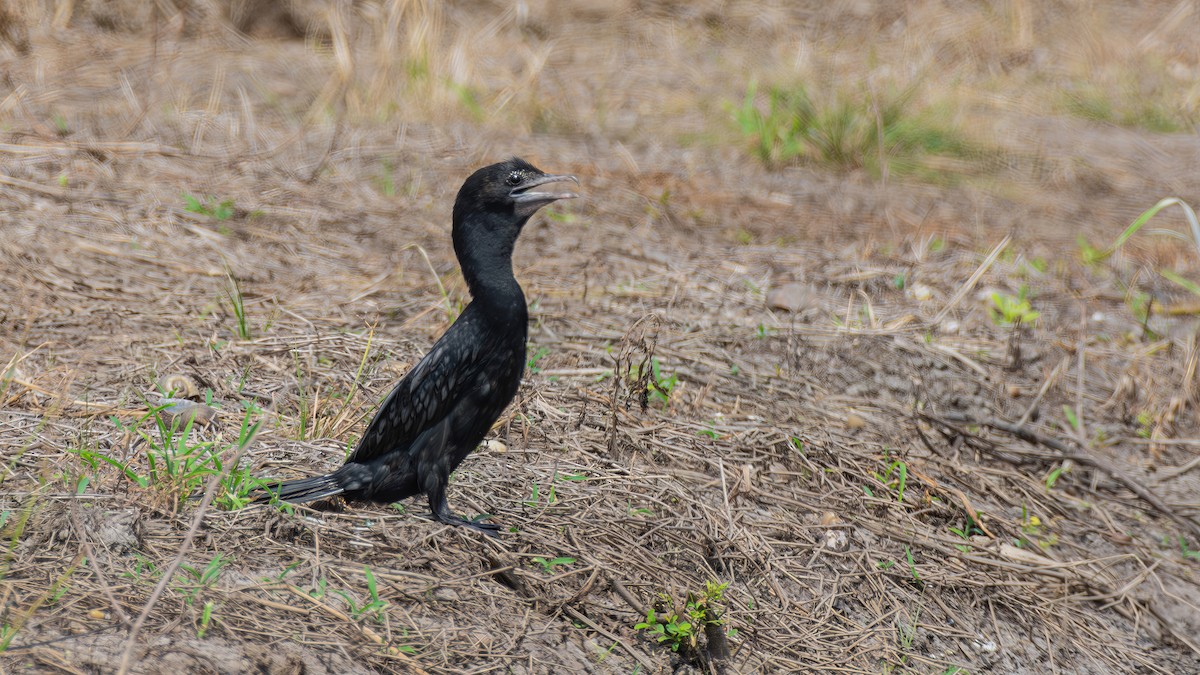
<box><xmin>346</xmin><ymin>323</ymin><xmax>483</xmax><ymax>465</ymax></box>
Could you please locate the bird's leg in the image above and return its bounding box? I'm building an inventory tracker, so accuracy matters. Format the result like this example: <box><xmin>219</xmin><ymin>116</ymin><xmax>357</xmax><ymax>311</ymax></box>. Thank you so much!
<box><xmin>426</xmin><ymin>482</ymin><xmax>501</xmax><ymax>537</ymax></box>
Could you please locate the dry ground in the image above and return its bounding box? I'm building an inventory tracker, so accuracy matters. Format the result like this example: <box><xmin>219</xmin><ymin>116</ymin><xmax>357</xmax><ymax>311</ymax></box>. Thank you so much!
<box><xmin>1</xmin><ymin>1</ymin><xmax>1199</xmax><ymax>673</ymax></box>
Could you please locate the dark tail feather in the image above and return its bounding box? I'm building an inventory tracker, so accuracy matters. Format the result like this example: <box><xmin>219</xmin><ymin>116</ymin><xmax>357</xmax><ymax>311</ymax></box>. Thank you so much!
<box><xmin>253</xmin><ymin>473</ymin><xmax>344</xmax><ymax>504</ymax></box>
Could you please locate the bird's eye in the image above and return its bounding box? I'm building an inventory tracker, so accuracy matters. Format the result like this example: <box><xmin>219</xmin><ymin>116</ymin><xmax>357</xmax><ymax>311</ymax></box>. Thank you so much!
<box><xmin>505</xmin><ymin>172</ymin><xmax>522</xmax><ymax>186</ymax></box>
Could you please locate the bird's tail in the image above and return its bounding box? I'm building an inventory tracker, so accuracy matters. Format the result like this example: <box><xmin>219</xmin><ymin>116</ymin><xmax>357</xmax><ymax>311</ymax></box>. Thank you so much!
<box><xmin>253</xmin><ymin>473</ymin><xmax>344</xmax><ymax>504</ymax></box>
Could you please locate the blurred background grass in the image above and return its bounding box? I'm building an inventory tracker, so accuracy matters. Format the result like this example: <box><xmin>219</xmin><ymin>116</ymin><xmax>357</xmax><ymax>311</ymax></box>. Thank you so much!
<box><xmin>3</xmin><ymin>1</ymin><xmax>1196</xmax><ymax>161</ymax></box>
<box><xmin>1</xmin><ymin>0</ymin><xmax>1198</xmax><ymax>261</ymax></box>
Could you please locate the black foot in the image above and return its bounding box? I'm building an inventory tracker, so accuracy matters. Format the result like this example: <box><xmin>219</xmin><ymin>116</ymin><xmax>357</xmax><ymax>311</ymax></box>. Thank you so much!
<box><xmin>430</xmin><ymin>512</ymin><xmax>501</xmax><ymax>538</ymax></box>
<box><xmin>460</xmin><ymin>518</ymin><xmax>502</xmax><ymax>538</ymax></box>
<box><xmin>427</xmin><ymin>488</ymin><xmax>501</xmax><ymax>537</ymax></box>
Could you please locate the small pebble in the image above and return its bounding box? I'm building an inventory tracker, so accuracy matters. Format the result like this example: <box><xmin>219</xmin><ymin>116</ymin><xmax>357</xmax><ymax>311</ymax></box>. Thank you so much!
<box><xmin>766</xmin><ymin>282</ymin><xmax>822</xmax><ymax>313</ymax></box>
<box><xmin>823</xmin><ymin>529</ymin><xmax>850</xmax><ymax>552</ymax></box>
<box><xmin>973</xmin><ymin>638</ymin><xmax>998</xmax><ymax>653</ymax></box>
<box><xmin>1168</xmin><ymin>61</ymin><xmax>1193</xmax><ymax>81</ymax></box>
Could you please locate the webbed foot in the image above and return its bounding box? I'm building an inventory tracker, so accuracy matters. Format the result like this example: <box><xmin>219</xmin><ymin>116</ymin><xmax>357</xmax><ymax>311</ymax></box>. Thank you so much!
<box><xmin>430</xmin><ymin>511</ymin><xmax>501</xmax><ymax>538</ymax></box>
<box><xmin>428</xmin><ymin>489</ymin><xmax>501</xmax><ymax>538</ymax></box>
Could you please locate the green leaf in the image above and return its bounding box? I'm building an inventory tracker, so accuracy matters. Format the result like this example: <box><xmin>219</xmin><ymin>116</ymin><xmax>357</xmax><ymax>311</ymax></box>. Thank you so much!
<box><xmin>1161</xmin><ymin>268</ymin><xmax>1200</xmax><ymax>296</ymax></box>
<box><xmin>1045</xmin><ymin>464</ymin><xmax>1066</xmax><ymax>490</ymax></box>
<box><xmin>1062</xmin><ymin>405</ymin><xmax>1079</xmax><ymax>430</ymax></box>
<box><xmin>365</xmin><ymin>566</ymin><xmax>379</xmax><ymax>601</ymax></box>
<box><xmin>183</xmin><ymin>193</ymin><xmax>205</xmax><ymax>214</ymax></box>
<box><xmin>1109</xmin><ymin>197</ymin><xmax>1200</xmax><ymax>260</ymax></box>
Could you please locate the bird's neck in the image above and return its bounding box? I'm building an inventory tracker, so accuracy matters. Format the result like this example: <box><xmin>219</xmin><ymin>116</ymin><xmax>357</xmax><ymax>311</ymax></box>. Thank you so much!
<box><xmin>465</xmin><ymin>257</ymin><xmax>523</xmax><ymax>304</ymax></box>
<box><xmin>458</xmin><ymin>242</ymin><xmax>526</xmax><ymax>319</ymax></box>
<box><xmin>454</xmin><ymin>214</ymin><xmax>529</xmax><ymax>318</ymax></box>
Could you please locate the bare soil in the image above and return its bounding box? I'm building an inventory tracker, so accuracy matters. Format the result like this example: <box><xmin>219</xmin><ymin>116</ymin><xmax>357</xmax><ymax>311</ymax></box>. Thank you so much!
<box><xmin>0</xmin><ymin>2</ymin><xmax>1199</xmax><ymax>674</ymax></box>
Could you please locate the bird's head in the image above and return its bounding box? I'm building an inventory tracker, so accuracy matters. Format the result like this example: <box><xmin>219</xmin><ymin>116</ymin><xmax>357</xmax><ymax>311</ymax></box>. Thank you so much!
<box><xmin>453</xmin><ymin>157</ymin><xmax>578</xmax><ymax>226</ymax></box>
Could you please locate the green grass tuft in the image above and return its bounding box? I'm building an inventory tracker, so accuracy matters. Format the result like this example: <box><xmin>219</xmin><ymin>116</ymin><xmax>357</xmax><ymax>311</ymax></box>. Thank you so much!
<box><xmin>1061</xmin><ymin>86</ymin><xmax>1188</xmax><ymax>133</ymax></box>
<box><xmin>733</xmin><ymin>81</ymin><xmax>973</xmax><ymax>180</ymax></box>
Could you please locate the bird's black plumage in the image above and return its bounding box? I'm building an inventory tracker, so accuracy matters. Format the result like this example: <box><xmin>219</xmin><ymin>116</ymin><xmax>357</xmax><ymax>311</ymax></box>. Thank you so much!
<box><xmin>255</xmin><ymin>158</ymin><xmax>578</xmax><ymax>536</ymax></box>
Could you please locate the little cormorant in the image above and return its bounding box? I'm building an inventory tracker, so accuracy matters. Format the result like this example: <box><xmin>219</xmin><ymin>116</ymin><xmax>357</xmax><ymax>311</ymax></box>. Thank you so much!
<box><xmin>254</xmin><ymin>158</ymin><xmax>578</xmax><ymax>536</ymax></box>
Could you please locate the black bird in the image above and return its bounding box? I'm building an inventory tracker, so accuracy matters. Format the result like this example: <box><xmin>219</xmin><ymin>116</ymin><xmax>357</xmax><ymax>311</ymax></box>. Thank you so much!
<box><xmin>255</xmin><ymin>158</ymin><xmax>578</xmax><ymax>535</ymax></box>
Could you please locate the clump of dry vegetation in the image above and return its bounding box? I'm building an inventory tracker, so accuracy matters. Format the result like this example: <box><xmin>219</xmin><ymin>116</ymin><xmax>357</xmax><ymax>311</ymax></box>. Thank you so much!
<box><xmin>0</xmin><ymin>1</ymin><xmax>1199</xmax><ymax>673</ymax></box>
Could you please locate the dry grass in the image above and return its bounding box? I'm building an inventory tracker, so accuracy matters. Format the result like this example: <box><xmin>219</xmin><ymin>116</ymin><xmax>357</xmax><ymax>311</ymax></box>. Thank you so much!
<box><xmin>0</xmin><ymin>1</ymin><xmax>1199</xmax><ymax>673</ymax></box>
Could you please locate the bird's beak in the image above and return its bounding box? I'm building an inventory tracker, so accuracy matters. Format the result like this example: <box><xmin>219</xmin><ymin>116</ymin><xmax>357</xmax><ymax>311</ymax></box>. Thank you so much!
<box><xmin>511</xmin><ymin>174</ymin><xmax>579</xmax><ymax>205</ymax></box>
